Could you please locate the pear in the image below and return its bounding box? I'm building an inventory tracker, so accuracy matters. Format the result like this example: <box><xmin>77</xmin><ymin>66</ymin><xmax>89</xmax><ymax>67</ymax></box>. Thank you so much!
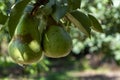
<box><xmin>8</xmin><ymin>12</ymin><xmax>43</xmax><ymax>64</ymax></box>
<box><xmin>42</xmin><ymin>25</ymin><xmax>72</xmax><ymax>58</ymax></box>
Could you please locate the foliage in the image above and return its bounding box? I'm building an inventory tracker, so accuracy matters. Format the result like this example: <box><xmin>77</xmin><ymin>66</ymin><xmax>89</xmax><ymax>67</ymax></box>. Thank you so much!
<box><xmin>0</xmin><ymin>0</ymin><xmax>103</xmax><ymax>37</ymax></box>
<box><xmin>72</xmin><ymin>0</ymin><xmax>120</xmax><ymax>64</ymax></box>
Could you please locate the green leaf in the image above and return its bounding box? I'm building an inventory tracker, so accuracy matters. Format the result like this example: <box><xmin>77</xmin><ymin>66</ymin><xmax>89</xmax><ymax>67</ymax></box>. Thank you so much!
<box><xmin>47</xmin><ymin>0</ymin><xmax>55</xmax><ymax>6</ymax></box>
<box><xmin>108</xmin><ymin>0</ymin><xmax>113</xmax><ymax>5</ymax></box>
<box><xmin>66</xmin><ymin>10</ymin><xmax>91</xmax><ymax>37</ymax></box>
<box><xmin>0</xmin><ymin>12</ymin><xmax>8</xmax><ymax>24</ymax></box>
<box><xmin>88</xmin><ymin>14</ymin><xmax>103</xmax><ymax>33</ymax></box>
<box><xmin>52</xmin><ymin>0</ymin><xmax>68</xmax><ymax>22</ymax></box>
<box><xmin>8</xmin><ymin>0</ymin><xmax>30</xmax><ymax>37</ymax></box>
<box><xmin>40</xmin><ymin>0</ymin><xmax>55</xmax><ymax>15</ymax></box>
<box><xmin>67</xmin><ymin>0</ymin><xmax>81</xmax><ymax>11</ymax></box>
<box><xmin>38</xmin><ymin>15</ymin><xmax>47</xmax><ymax>42</ymax></box>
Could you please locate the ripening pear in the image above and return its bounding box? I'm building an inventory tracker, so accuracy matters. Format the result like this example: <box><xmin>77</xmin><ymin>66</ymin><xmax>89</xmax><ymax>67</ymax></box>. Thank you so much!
<box><xmin>42</xmin><ymin>25</ymin><xmax>72</xmax><ymax>58</ymax></box>
<box><xmin>8</xmin><ymin>12</ymin><xmax>43</xmax><ymax>64</ymax></box>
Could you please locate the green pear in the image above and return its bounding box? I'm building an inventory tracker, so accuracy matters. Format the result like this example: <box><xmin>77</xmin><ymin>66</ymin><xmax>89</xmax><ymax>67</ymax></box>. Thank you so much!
<box><xmin>8</xmin><ymin>12</ymin><xmax>43</xmax><ymax>64</ymax></box>
<box><xmin>42</xmin><ymin>25</ymin><xmax>73</xmax><ymax>58</ymax></box>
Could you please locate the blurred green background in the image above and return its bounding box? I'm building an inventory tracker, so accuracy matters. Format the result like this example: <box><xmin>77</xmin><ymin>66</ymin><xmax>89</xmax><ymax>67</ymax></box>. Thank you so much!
<box><xmin>0</xmin><ymin>0</ymin><xmax>120</xmax><ymax>80</ymax></box>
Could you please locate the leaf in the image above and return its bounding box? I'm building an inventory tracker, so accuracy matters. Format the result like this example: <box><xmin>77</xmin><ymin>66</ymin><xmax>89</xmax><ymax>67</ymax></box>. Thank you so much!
<box><xmin>52</xmin><ymin>0</ymin><xmax>68</xmax><ymax>22</ymax></box>
<box><xmin>8</xmin><ymin>0</ymin><xmax>30</xmax><ymax>37</ymax></box>
<box><xmin>38</xmin><ymin>15</ymin><xmax>47</xmax><ymax>42</ymax></box>
<box><xmin>67</xmin><ymin>0</ymin><xmax>81</xmax><ymax>11</ymax></box>
<box><xmin>40</xmin><ymin>0</ymin><xmax>55</xmax><ymax>15</ymax></box>
<box><xmin>66</xmin><ymin>10</ymin><xmax>91</xmax><ymax>37</ymax></box>
<box><xmin>108</xmin><ymin>0</ymin><xmax>113</xmax><ymax>5</ymax></box>
<box><xmin>88</xmin><ymin>14</ymin><xmax>103</xmax><ymax>33</ymax></box>
<box><xmin>46</xmin><ymin>0</ymin><xmax>55</xmax><ymax>6</ymax></box>
<box><xmin>0</xmin><ymin>12</ymin><xmax>8</xmax><ymax>24</ymax></box>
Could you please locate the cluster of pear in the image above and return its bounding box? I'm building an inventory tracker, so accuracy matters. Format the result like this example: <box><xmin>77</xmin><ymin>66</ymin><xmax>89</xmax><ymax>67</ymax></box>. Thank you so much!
<box><xmin>8</xmin><ymin>9</ymin><xmax>73</xmax><ymax>65</ymax></box>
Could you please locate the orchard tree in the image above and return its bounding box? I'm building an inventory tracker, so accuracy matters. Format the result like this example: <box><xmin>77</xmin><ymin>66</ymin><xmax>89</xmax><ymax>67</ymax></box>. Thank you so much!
<box><xmin>0</xmin><ymin>0</ymin><xmax>112</xmax><ymax>65</ymax></box>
